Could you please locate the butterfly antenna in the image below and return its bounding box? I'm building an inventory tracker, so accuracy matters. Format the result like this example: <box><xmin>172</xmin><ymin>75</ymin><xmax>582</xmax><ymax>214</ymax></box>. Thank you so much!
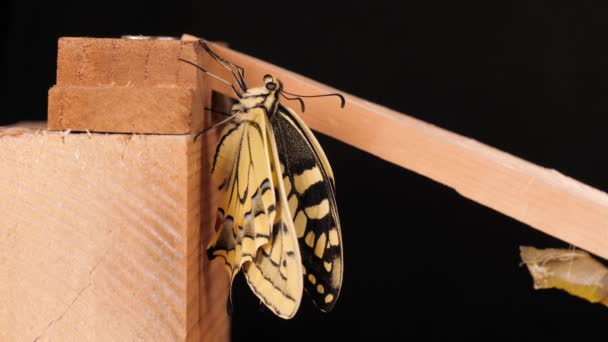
<box><xmin>280</xmin><ymin>92</ymin><xmax>306</xmax><ymax>112</ymax></box>
<box><xmin>281</xmin><ymin>89</ymin><xmax>346</xmax><ymax>108</ymax></box>
<box><xmin>199</xmin><ymin>41</ymin><xmax>248</xmax><ymax>93</ymax></box>
<box><xmin>178</xmin><ymin>58</ymin><xmax>243</xmax><ymax>98</ymax></box>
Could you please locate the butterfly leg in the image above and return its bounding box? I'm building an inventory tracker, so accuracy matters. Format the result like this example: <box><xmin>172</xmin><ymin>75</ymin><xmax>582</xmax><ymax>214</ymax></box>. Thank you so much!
<box><xmin>199</xmin><ymin>40</ymin><xmax>248</xmax><ymax>93</ymax></box>
<box><xmin>194</xmin><ymin>112</ymin><xmax>239</xmax><ymax>141</ymax></box>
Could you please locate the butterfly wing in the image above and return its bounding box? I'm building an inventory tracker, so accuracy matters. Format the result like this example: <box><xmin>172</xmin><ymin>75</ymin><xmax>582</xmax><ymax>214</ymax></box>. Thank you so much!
<box><xmin>271</xmin><ymin>105</ymin><xmax>344</xmax><ymax>312</ymax></box>
<box><xmin>208</xmin><ymin>107</ymin><xmax>303</xmax><ymax>319</ymax></box>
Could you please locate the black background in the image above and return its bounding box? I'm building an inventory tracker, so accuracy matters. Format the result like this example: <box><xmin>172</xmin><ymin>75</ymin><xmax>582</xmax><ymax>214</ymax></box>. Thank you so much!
<box><xmin>2</xmin><ymin>1</ymin><xmax>607</xmax><ymax>340</ymax></box>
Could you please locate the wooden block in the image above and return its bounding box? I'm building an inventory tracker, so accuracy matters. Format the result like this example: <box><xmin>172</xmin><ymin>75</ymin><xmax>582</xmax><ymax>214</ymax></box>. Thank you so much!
<box><xmin>56</xmin><ymin>37</ymin><xmax>200</xmax><ymax>87</ymax></box>
<box><xmin>49</xmin><ymin>37</ymin><xmax>206</xmax><ymax>134</ymax></box>
<box><xmin>48</xmin><ymin>86</ymin><xmax>202</xmax><ymax>134</ymax></box>
<box><xmin>0</xmin><ymin>126</ymin><xmax>229</xmax><ymax>341</ymax></box>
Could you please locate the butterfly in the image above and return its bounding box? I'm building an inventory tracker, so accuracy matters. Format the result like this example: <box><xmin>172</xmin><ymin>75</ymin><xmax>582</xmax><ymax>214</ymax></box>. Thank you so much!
<box><xmin>183</xmin><ymin>41</ymin><xmax>344</xmax><ymax>319</ymax></box>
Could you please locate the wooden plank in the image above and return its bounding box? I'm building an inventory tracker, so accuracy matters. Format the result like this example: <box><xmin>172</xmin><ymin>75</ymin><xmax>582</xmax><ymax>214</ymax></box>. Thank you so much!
<box><xmin>0</xmin><ymin>125</ymin><xmax>228</xmax><ymax>341</ymax></box>
<box><xmin>48</xmin><ymin>86</ymin><xmax>202</xmax><ymax>134</ymax></box>
<box><xmin>56</xmin><ymin>37</ymin><xmax>200</xmax><ymax>87</ymax></box>
<box><xmin>48</xmin><ymin>37</ymin><xmax>206</xmax><ymax>134</ymax></box>
<box><xmin>185</xmin><ymin>36</ymin><xmax>608</xmax><ymax>260</ymax></box>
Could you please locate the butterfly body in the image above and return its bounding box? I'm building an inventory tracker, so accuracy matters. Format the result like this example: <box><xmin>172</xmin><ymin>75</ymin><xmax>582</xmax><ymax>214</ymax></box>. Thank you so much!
<box><xmin>208</xmin><ymin>75</ymin><xmax>343</xmax><ymax>319</ymax></box>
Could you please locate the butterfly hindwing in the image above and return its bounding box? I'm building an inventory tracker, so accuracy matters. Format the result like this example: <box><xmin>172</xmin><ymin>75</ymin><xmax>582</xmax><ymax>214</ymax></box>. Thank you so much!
<box><xmin>209</xmin><ymin>107</ymin><xmax>303</xmax><ymax>319</ymax></box>
<box><xmin>271</xmin><ymin>106</ymin><xmax>344</xmax><ymax>312</ymax></box>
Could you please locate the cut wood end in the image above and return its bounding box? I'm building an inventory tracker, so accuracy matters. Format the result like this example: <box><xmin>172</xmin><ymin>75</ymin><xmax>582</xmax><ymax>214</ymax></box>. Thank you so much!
<box><xmin>47</xmin><ymin>86</ymin><xmax>203</xmax><ymax>134</ymax></box>
<box><xmin>181</xmin><ymin>34</ymin><xmax>199</xmax><ymax>41</ymax></box>
<box><xmin>49</xmin><ymin>37</ymin><xmax>207</xmax><ymax>134</ymax></box>
<box><xmin>57</xmin><ymin>37</ymin><xmax>204</xmax><ymax>88</ymax></box>
<box><xmin>0</xmin><ymin>123</ymin><xmax>45</xmax><ymax>137</ymax></box>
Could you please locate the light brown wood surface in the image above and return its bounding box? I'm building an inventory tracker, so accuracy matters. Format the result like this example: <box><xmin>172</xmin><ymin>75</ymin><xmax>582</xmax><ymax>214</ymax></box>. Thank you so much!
<box><xmin>0</xmin><ymin>126</ymin><xmax>228</xmax><ymax>341</ymax></box>
<box><xmin>184</xmin><ymin>35</ymin><xmax>608</xmax><ymax>260</ymax></box>
<box><xmin>48</xmin><ymin>86</ymin><xmax>202</xmax><ymax>134</ymax></box>
<box><xmin>48</xmin><ymin>37</ymin><xmax>205</xmax><ymax>134</ymax></box>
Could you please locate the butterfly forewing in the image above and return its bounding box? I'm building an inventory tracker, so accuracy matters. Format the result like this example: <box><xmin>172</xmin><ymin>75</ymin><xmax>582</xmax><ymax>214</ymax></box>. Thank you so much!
<box><xmin>208</xmin><ymin>115</ymin><xmax>273</xmax><ymax>274</ymax></box>
<box><xmin>209</xmin><ymin>107</ymin><xmax>303</xmax><ymax>319</ymax></box>
<box><xmin>271</xmin><ymin>106</ymin><xmax>344</xmax><ymax>312</ymax></box>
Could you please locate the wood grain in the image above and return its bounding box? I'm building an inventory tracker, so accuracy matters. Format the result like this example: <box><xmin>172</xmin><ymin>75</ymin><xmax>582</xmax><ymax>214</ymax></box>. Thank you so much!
<box><xmin>185</xmin><ymin>35</ymin><xmax>608</xmax><ymax>260</ymax></box>
<box><xmin>48</xmin><ymin>86</ymin><xmax>202</xmax><ymax>134</ymax></box>
<box><xmin>56</xmin><ymin>37</ymin><xmax>200</xmax><ymax>87</ymax></box>
<box><xmin>0</xmin><ymin>126</ymin><xmax>228</xmax><ymax>341</ymax></box>
<box><xmin>48</xmin><ymin>37</ymin><xmax>206</xmax><ymax>134</ymax></box>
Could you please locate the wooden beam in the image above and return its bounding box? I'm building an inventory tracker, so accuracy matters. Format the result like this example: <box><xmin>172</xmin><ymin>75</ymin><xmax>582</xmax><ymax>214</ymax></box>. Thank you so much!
<box><xmin>48</xmin><ymin>86</ymin><xmax>202</xmax><ymax>134</ymax></box>
<box><xmin>0</xmin><ymin>125</ymin><xmax>229</xmax><ymax>341</ymax></box>
<box><xmin>48</xmin><ymin>37</ymin><xmax>206</xmax><ymax>134</ymax></box>
<box><xmin>183</xmin><ymin>35</ymin><xmax>608</xmax><ymax>260</ymax></box>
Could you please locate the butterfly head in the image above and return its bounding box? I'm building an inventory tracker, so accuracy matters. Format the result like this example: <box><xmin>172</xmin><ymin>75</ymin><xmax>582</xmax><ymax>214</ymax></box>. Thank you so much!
<box><xmin>236</xmin><ymin>74</ymin><xmax>287</xmax><ymax>115</ymax></box>
<box><xmin>263</xmin><ymin>74</ymin><xmax>283</xmax><ymax>93</ymax></box>
<box><xmin>258</xmin><ymin>74</ymin><xmax>282</xmax><ymax>115</ymax></box>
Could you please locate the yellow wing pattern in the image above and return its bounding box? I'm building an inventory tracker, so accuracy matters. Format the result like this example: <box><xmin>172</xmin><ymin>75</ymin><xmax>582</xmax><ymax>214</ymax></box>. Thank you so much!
<box><xmin>209</xmin><ymin>106</ymin><xmax>303</xmax><ymax>319</ymax></box>
<box><xmin>181</xmin><ymin>41</ymin><xmax>343</xmax><ymax>319</ymax></box>
<box><xmin>205</xmin><ymin>68</ymin><xmax>342</xmax><ymax>319</ymax></box>
<box><xmin>272</xmin><ymin>106</ymin><xmax>343</xmax><ymax>312</ymax></box>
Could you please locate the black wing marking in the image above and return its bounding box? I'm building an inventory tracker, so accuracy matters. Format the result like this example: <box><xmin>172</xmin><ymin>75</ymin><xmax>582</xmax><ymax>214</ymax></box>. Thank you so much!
<box><xmin>271</xmin><ymin>105</ymin><xmax>343</xmax><ymax>312</ymax></box>
<box><xmin>208</xmin><ymin>109</ymin><xmax>303</xmax><ymax>319</ymax></box>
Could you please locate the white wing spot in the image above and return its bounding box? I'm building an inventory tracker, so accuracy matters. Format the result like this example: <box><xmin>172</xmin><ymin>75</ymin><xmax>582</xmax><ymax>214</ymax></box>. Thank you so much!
<box><xmin>304</xmin><ymin>199</ymin><xmax>329</xmax><ymax>219</ymax></box>
<box><xmin>294</xmin><ymin>211</ymin><xmax>307</xmax><ymax>238</ymax></box>
<box><xmin>294</xmin><ymin>167</ymin><xmax>323</xmax><ymax>194</ymax></box>
<box><xmin>314</xmin><ymin>232</ymin><xmax>327</xmax><ymax>259</ymax></box>
<box><xmin>304</xmin><ymin>230</ymin><xmax>315</xmax><ymax>248</ymax></box>
<box><xmin>328</xmin><ymin>228</ymin><xmax>340</xmax><ymax>246</ymax></box>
